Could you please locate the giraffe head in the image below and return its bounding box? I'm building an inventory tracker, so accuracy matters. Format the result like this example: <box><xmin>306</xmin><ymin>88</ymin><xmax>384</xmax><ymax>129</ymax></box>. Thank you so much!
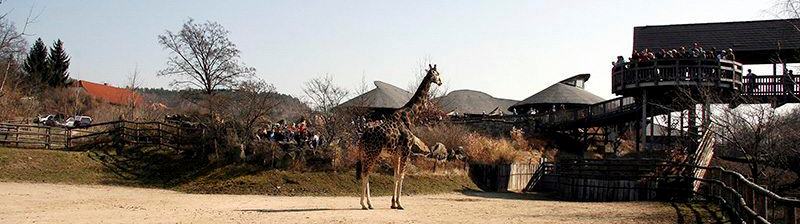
<box><xmin>427</xmin><ymin>64</ymin><xmax>442</xmax><ymax>86</ymax></box>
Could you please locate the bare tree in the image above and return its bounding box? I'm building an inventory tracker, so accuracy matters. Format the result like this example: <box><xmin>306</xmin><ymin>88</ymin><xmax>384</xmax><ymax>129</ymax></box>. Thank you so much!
<box><xmin>303</xmin><ymin>74</ymin><xmax>349</xmax><ymax>114</ymax></box>
<box><xmin>122</xmin><ymin>65</ymin><xmax>142</xmax><ymax>119</ymax></box>
<box><xmin>713</xmin><ymin>105</ymin><xmax>784</xmax><ymax>184</ymax></box>
<box><xmin>227</xmin><ymin>79</ymin><xmax>278</xmax><ymax>131</ymax></box>
<box><xmin>0</xmin><ymin>2</ymin><xmax>39</xmax><ymax>95</ymax></box>
<box><xmin>157</xmin><ymin>18</ymin><xmax>255</xmax><ymax>95</ymax></box>
<box><xmin>355</xmin><ymin>72</ymin><xmax>370</xmax><ymax>96</ymax></box>
<box><xmin>223</xmin><ymin>79</ymin><xmax>279</xmax><ymax>146</ymax></box>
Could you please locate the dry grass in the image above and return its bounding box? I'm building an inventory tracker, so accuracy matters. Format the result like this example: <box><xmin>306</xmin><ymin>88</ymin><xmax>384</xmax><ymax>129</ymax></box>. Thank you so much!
<box><xmin>0</xmin><ymin>147</ymin><xmax>132</xmax><ymax>185</ymax></box>
<box><xmin>462</xmin><ymin>130</ymin><xmax>542</xmax><ymax>165</ymax></box>
<box><xmin>0</xmin><ymin>147</ymin><xmax>476</xmax><ymax>196</ymax></box>
<box><xmin>414</xmin><ymin>123</ymin><xmax>542</xmax><ymax>165</ymax></box>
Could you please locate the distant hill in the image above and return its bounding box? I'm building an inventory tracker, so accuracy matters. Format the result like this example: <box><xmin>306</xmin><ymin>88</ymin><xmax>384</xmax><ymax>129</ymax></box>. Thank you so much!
<box><xmin>138</xmin><ymin>88</ymin><xmax>311</xmax><ymax>121</ymax></box>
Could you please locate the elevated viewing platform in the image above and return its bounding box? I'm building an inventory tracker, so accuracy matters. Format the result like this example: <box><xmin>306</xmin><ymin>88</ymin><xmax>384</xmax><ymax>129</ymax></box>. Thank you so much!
<box><xmin>611</xmin><ymin>59</ymin><xmax>743</xmax><ymax>97</ymax></box>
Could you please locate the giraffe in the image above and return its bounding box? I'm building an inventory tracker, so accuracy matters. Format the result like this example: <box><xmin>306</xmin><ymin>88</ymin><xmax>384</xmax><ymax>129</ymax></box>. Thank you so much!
<box><xmin>357</xmin><ymin>64</ymin><xmax>442</xmax><ymax>210</ymax></box>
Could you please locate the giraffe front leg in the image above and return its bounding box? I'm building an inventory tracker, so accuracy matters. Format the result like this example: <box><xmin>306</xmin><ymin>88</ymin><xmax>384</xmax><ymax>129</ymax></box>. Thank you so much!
<box><xmin>360</xmin><ymin>174</ymin><xmax>368</xmax><ymax>210</ymax></box>
<box><xmin>365</xmin><ymin>175</ymin><xmax>374</xmax><ymax>210</ymax></box>
<box><xmin>396</xmin><ymin>171</ymin><xmax>406</xmax><ymax>210</ymax></box>
<box><xmin>391</xmin><ymin>155</ymin><xmax>401</xmax><ymax>209</ymax></box>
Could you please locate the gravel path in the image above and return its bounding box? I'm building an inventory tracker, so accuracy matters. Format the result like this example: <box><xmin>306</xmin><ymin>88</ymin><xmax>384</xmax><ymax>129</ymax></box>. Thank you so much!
<box><xmin>0</xmin><ymin>182</ymin><xmax>686</xmax><ymax>224</ymax></box>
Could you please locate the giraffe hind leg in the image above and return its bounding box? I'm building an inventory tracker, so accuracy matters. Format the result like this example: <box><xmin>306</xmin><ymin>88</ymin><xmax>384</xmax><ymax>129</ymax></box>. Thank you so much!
<box><xmin>396</xmin><ymin>154</ymin><xmax>409</xmax><ymax>210</ymax></box>
<box><xmin>365</xmin><ymin>174</ymin><xmax>373</xmax><ymax>210</ymax></box>
<box><xmin>391</xmin><ymin>154</ymin><xmax>401</xmax><ymax>209</ymax></box>
<box><xmin>360</xmin><ymin>170</ymin><xmax>368</xmax><ymax>210</ymax></box>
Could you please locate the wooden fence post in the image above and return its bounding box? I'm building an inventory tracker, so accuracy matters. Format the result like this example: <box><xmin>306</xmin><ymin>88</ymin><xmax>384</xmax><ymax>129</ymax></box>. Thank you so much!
<box><xmin>15</xmin><ymin>126</ymin><xmax>19</xmax><ymax>148</ymax></box>
<box><xmin>786</xmin><ymin>206</ymin><xmax>797</xmax><ymax>224</ymax></box>
<box><xmin>45</xmin><ymin>127</ymin><xmax>51</xmax><ymax>150</ymax></box>
<box><xmin>157</xmin><ymin>123</ymin><xmax>162</xmax><ymax>145</ymax></box>
<box><xmin>65</xmin><ymin>129</ymin><xmax>70</xmax><ymax>149</ymax></box>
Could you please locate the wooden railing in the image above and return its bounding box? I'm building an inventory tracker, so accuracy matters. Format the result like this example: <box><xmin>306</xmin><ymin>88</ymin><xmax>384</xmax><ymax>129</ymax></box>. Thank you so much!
<box><xmin>534</xmin><ymin>159</ymin><xmax>800</xmax><ymax>224</ymax></box>
<box><xmin>612</xmin><ymin>59</ymin><xmax>744</xmax><ymax>95</ymax></box>
<box><xmin>0</xmin><ymin>120</ymin><xmax>191</xmax><ymax>150</ymax></box>
<box><xmin>741</xmin><ymin>74</ymin><xmax>800</xmax><ymax>97</ymax></box>
<box><xmin>531</xmin><ymin>96</ymin><xmax>639</xmax><ymax>128</ymax></box>
<box><xmin>450</xmin><ymin>97</ymin><xmax>640</xmax><ymax>129</ymax></box>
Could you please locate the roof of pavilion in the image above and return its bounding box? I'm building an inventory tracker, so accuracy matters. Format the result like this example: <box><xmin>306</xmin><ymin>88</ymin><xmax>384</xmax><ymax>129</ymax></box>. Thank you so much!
<box><xmin>633</xmin><ymin>19</ymin><xmax>800</xmax><ymax>64</ymax></box>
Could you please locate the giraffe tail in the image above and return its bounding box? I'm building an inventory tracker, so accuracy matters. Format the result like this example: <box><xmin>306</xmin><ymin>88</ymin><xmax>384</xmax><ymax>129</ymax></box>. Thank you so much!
<box><xmin>355</xmin><ymin>160</ymin><xmax>362</xmax><ymax>180</ymax></box>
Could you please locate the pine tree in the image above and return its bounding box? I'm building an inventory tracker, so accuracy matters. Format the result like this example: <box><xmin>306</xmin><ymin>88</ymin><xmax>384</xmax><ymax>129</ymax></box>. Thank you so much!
<box><xmin>47</xmin><ymin>39</ymin><xmax>70</xmax><ymax>87</ymax></box>
<box><xmin>22</xmin><ymin>38</ymin><xmax>49</xmax><ymax>86</ymax></box>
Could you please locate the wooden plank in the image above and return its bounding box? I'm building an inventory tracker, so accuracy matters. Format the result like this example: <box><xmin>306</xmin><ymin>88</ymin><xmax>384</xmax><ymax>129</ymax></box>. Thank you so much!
<box><xmin>786</xmin><ymin>206</ymin><xmax>798</xmax><ymax>224</ymax></box>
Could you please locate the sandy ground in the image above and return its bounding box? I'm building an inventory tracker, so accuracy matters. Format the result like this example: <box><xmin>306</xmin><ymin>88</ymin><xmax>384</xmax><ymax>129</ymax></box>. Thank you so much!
<box><xmin>0</xmin><ymin>182</ymin><xmax>683</xmax><ymax>224</ymax></box>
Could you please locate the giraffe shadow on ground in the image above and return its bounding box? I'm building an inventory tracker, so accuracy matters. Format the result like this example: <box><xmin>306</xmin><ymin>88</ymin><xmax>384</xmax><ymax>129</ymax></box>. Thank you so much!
<box><xmin>458</xmin><ymin>188</ymin><xmax>558</xmax><ymax>201</ymax></box>
<box><xmin>236</xmin><ymin>208</ymin><xmax>364</xmax><ymax>213</ymax></box>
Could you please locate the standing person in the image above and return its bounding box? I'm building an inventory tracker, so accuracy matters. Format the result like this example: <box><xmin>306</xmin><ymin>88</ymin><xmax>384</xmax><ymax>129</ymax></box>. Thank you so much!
<box><xmin>679</xmin><ymin>46</ymin><xmax>689</xmax><ymax>58</ymax></box>
<box><xmin>613</xmin><ymin>56</ymin><xmax>625</xmax><ymax>68</ymax></box>
<box><xmin>746</xmin><ymin>69</ymin><xmax>757</xmax><ymax>94</ymax></box>
<box><xmin>725</xmin><ymin>48</ymin><xmax>735</xmax><ymax>61</ymax></box>
<box><xmin>631</xmin><ymin>49</ymin><xmax>640</xmax><ymax>62</ymax></box>
<box><xmin>690</xmin><ymin>43</ymin><xmax>701</xmax><ymax>58</ymax></box>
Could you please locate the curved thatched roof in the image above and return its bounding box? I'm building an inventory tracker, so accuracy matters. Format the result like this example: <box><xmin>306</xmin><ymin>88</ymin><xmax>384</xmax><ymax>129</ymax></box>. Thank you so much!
<box><xmin>339</xmin><ymin>81</ymin><xmax>412</xmax><ymax>109</ymax></box>
<box><xmin>435</xmin><ymin>90</ymin><xmax>518</xmax><ymax>115</ymax></box>
<box><xmin>509</xmin><ymin>74</ymin><xmax>604</xmax><ymax>112</ymax></box>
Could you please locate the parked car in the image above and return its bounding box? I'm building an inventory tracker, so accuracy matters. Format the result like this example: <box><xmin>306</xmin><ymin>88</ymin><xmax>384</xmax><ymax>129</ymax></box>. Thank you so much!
<box><xmin>35</xmin><ymin>114</ymin><xmax>65</xmax><ymax>126</ymax></box>
<box><xmin>63</xmin><ymin>116</ymin><xmax>93</xmax><ymax>128</ymax></box>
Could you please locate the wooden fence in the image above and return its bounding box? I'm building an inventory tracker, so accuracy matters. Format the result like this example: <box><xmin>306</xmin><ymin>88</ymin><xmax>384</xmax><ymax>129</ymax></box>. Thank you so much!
<box><xmin>469</xmin><ymin>162</ymin><xmax>540</xmax><ymax>192</ymax></box>
<box><xmin>0</xmin><ymin>120</ymin><xmax>187</xmax><ymax>151</ymax></box>
<box><xmin>531</xmin><ymin>159</ymin><xmax>800</xmax><ymax>224</ymax></box>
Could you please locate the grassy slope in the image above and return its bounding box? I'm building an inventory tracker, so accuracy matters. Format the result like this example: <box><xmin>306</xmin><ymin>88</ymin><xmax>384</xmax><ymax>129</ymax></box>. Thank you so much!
<box><xmin>0</xmin><ymin>147</ymin><xmax>476</xmax><ymax>196</ymax></box>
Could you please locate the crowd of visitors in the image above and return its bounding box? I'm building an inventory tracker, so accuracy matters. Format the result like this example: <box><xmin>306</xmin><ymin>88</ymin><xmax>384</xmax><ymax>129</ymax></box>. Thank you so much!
<box><xmin>613</xmin><ymin>43</ymin><xmax>736</xmax><ymax>67</ymax></box>
<box><xmin>258</xmin><ymin>118</ymin><xmax>321</xmax><ymax>150</ymax></box>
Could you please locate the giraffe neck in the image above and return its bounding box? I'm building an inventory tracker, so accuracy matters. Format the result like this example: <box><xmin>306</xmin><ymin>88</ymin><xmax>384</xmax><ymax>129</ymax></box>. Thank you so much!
<box><xmin>399</xmin><ymin>73</ymin><xmax>434</xmax><ymax>113</ymax></box>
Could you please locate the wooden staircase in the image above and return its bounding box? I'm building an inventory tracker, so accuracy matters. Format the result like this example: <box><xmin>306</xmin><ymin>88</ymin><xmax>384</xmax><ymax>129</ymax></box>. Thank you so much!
<box><xmin>690</xmin><ymin>125</ymin><xmax>716</xmax><ymax>191</ymax></box>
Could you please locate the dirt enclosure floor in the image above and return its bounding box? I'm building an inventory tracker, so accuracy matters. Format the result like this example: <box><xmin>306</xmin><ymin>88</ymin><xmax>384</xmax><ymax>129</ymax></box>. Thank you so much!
<box><xmin>0</xmin><ymin>182</ymin><xmax>728</xmax><ymax>224</ymax></box>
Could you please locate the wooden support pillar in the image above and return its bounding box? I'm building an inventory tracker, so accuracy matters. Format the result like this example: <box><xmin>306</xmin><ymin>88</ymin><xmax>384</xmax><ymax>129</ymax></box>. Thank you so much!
<box><xmin>702</xmin><ymin>103</ymin><xmax>711</xmax><ymax>133</ymax></box>
<box><xmin>786</xmin><ymin>206</ymin><xmax>798</xmax><ymax>224</ymax></box>
<box><xmin>667</xmin><ymin>112</ymin><xmax>672</xmax><ymax>138</ymax></box>
<box><xmin>640</xmin><ymin>90</ymin><xmax>648</xmax><ymax>152</ymax></box>
<box><xmin>774</xmin><ymin>63</ymin><xmax>778</xmax><ymax>76</ymax></box>
<box><xmin>688</xmin><ymin>105</ymin><xmax>698</xmax><ymax>153</ymax></box>
<box><xmin>635</xmin><ymin>120</ymin><xmax>641</xmax><ymax>153</ymax></box>
<box><xmin>680</xmin><ymin>110</ymin><xmax>685</xmax><ymax>138</ymax></box>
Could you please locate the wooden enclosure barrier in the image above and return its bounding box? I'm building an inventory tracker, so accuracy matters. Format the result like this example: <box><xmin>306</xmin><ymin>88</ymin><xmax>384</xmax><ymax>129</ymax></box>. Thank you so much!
<box><xmin>0</xmin><ymin>119</ymin><xmax>189</xmax><ymax>151</ymax></box>
<box><xmin>469</xmin><ymin>162</ymin><xmax>540</xmax><ymax>192</ymax></box>
<box><xmin>529</xmin><ymin>159</ymin><xmax>800</xmax><ymax>224</ymax></box>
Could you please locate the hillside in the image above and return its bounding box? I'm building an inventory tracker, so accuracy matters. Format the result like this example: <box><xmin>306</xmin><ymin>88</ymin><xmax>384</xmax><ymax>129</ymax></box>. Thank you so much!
<box><xmin>0</xmin><ymin>147</ymin><xmax>475</xmax><ymax>196</ymax></box>
<box><xmin>139</xmin><ymin>88</ymin><xmax>311</xmax><ymax>121</ymax></box>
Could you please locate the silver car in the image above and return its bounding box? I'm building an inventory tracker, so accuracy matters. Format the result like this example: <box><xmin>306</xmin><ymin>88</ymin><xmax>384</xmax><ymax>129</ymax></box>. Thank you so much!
<box><xmin>63</xmin><ymin>116</ymin><xmax>93</xmax><ymax>128</ymax></box>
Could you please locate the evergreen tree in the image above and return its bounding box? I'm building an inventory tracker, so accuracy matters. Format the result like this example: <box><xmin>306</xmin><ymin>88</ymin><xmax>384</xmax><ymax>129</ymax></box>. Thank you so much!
<box><xmin>47</xmin><ymin>39</ymin><xmax>70</xmax><ymax>87</ymax></box>
<box><xmin>22</xmin><ymin>38</ymin><xmax>49</xmax><ymax>86</ymax></box>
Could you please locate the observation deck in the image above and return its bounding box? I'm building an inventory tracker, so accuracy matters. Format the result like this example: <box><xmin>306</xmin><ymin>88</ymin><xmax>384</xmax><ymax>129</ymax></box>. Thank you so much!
<box><xmin>611</xmin><ymin>59</ymin><xmax>743</xmax><ymax>98</ymax></box>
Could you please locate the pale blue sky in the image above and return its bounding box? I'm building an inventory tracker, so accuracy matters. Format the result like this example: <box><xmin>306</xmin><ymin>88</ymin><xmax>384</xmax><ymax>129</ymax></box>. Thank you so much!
<box><xmin>2</xmin><ymin>0</ymin><xmax>781</xmax><ymax>100</ymax></box>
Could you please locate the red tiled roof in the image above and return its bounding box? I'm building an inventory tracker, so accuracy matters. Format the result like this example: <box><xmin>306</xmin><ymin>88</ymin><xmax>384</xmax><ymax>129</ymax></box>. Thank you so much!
<box><xmin>74</xmin><ymin>80</ymin><xmax>144</xmax><ymax>106</ymax></box>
